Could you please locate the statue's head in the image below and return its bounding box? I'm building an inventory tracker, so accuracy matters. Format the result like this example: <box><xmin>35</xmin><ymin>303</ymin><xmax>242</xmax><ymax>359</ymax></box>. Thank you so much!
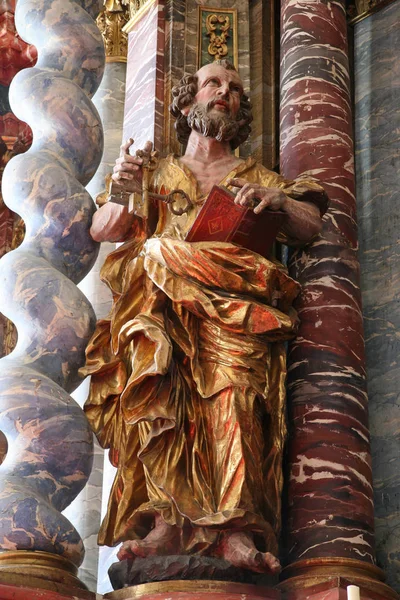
<box><xmin>169</xmin><ymin>60</ymin><xmax>253</xmax><ymax>150</ymax></box>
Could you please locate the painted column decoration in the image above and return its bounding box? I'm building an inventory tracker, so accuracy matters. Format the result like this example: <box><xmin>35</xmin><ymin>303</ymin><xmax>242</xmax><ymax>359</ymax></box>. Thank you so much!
<box><xmin>278</xmin><ymin>0</ymin><xmax>392</xmax><ymax>594</ymax></box>
<box><xmin>0</xmin><ymin>0</ymin><xmax>104</xmax><ymax>593</ymax></box>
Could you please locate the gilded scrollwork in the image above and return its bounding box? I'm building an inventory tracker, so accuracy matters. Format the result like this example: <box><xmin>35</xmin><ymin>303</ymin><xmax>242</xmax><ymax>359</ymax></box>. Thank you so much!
<box><xmin>97</xmin><ymin>0</ymin><xmax>130</xmax><ymax>61</ymax></box>
<box><xmin>198</xmin><ymin>8</ymin><xmax>238</xmax><ymax>69</ymax></box>
<box><xmin>206</xmin><ymin>13</ymin><xmax>231</xmax><ymax>61</ymax></box>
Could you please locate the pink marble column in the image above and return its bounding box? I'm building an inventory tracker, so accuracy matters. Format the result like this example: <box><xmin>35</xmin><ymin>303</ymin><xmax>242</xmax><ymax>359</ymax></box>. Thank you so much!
<box><xmin>279</xmin><ymin>0</ymin><xmax>380</xmax><ymax>586</ymax></box>
<box><xmin>122</xmin><ymin>0</ymin><xmax>165</xmax><ymax>154</ymax></box>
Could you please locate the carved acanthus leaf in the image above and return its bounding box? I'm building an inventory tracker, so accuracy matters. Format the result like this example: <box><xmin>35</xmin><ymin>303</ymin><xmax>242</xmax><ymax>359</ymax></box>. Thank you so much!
<box><xmin>97</xmin><ymin>0</ymin><xmax>130</xmax><ymax>59</ymax></box>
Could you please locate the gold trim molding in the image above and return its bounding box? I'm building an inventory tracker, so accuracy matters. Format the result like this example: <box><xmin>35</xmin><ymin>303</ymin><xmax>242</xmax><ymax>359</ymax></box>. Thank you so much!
<box><xmin>279</xmin><ymin>557</ymin><xmax>398</xmax><ymax>599</ymax></box>
<box><xmin>123</xmin><ymin>0</ymin><xmax>156</xmax><ymax>33</ymax></box>
<box><xmin>0</xmin><ymin>551</ymin><xmax>94</xmax><ymax>598</ymax></box>
<box><xmin>106</xmin><ymin>55</ymin><xmax>128</xmax><ymax>63</ymax></box>
<box><xmin>97</xmin><ymin>0</ymin><xmax>130</xmax><ymax>61</ymax></box>
<box><xmin>105</xmin><ymin>580</ymin><xmax>276</xmax><ymax>599</ymax></box>
<box><xmin>280</xmin><ymin>556</ymin><xmax>385</xmax><ymax>582</ymax></box>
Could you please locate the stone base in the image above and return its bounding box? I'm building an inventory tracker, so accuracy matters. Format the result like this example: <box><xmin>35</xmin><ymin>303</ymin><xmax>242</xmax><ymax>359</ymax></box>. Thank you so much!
<box><xmin>104</xmin><ymin>580</ymin><xmax>280</xmax><ymax>600</ymax></box>
<box><xmin>0</xmin><ymin>551</ymin><xmax>94</xmax><ymax>599</ymax></box>
<box><xmin>0</xmin><ymin>582</ymin><xmax>96</xmax><ymax>600</ymax></box>
<box><xmin>279</xmin><ymin>576</ymin><xmax>399</xmax><ymax>600</ymax></box>
<box><xmin>278</xmin><ymin>558</ymin><xmax>399</xmax><ymax>599</ymax></box>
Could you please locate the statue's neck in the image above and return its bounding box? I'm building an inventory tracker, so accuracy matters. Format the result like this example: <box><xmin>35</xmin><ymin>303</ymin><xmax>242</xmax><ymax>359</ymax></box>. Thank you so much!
<box><xmin>179</xmin><ymin>131</ymin><xmax>243</xmax><ymax>196</ymax></box>
<box><xmin>183</xmin><ymin>130</ymin><xmax>232</xmax><ymax>165</ymax></box>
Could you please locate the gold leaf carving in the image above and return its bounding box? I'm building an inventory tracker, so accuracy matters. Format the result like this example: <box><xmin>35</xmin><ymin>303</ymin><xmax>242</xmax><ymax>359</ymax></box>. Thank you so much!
<box><xmin>97</xmin><ymin>0</ymin><xmax>130</xmax><ymax>60</ymax></box>
<box><xmin>206</xmin><ymin>13</ymin><xmax>231</xmax><ymax>61</ymax></box>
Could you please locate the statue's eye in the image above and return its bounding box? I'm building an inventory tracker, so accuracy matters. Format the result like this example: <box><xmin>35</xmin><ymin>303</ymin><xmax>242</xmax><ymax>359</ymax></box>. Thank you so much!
<box><xmin>207</xmin><ymin>78</ymin><xmax>220</xmax><ymax>86</ymax></box>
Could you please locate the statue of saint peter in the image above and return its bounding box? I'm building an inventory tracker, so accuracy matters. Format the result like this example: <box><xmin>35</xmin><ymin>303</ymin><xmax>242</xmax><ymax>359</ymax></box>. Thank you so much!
<box><xmin>81</xmin><ymin>60</ymin><xmax>328</xmax><ymax>574</ymax></box>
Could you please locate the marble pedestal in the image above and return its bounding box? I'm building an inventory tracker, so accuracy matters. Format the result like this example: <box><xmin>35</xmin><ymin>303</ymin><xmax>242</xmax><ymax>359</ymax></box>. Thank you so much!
<box><xmin>279</xmin><ymin>576</ymin><xmax>398</xmax><ymax>600</ymax></box>
<box><xmin>104</xmin><ymin>581</ymin><xmax>280</xmax><ymax>600</ymax></box>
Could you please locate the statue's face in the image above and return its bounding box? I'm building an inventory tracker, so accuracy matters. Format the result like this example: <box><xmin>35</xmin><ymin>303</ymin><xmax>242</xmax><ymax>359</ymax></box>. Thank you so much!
<box><xmin>184</xmin><ymin>63</ymin><xmax>243</xmax><ymax>119</ymax></box>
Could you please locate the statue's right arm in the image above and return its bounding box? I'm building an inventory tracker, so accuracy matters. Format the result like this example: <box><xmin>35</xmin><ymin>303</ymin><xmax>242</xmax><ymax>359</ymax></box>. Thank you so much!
<box><xmin>90</xmin><ymin>138</ymin><xmax>153</xmax><ymax>243</ymax></box>
<box><xmin>90</xmin><ymin>203</ymin><xmax>136</xmax><ymax>242</ymax></box>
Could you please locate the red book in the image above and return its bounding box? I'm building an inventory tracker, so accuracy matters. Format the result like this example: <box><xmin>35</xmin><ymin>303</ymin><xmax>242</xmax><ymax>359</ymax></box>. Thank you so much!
<box><xmin>186</xmin><ymin>185</ymin><xmax>287</xmax><ymax>258</ymax></box>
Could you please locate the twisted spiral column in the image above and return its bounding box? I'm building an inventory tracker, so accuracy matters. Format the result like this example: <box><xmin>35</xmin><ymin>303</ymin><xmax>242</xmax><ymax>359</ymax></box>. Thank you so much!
<box><xmin>0</xmin><ymin>0</ymin><xmax>104</xmax><ymax>582</ymax></box>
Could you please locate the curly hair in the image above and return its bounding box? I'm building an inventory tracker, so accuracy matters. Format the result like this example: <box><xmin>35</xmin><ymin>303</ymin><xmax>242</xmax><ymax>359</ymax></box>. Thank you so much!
<box><xmin>169</xmin><ymin>60</ymin><xmax>253</xmax><ymax>150</ymax></box>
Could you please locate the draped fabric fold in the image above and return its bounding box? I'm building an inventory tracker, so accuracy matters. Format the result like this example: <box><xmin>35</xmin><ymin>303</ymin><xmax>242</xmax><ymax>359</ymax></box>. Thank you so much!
<box><xmin>81</xmin><ymin>156</ymin><xmax>326</xmax><ymax>555</ymax></box>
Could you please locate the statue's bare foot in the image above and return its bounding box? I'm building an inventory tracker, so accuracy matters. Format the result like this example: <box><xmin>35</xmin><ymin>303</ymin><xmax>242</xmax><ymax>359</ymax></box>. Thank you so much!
<box><xmin>218</xmin><ymin>531</ymin><xmax>281</xmax><ymax>574</ymax></box>
<box><xmin>117</xmin><ymin>515</ymin><xmax>181</xmax><ymax>560</ymax></box>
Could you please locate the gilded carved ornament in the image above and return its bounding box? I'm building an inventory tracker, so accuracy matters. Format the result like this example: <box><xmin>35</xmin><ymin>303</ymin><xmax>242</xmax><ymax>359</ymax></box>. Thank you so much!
<box><xmin>96</xmin><ymin>0</ymin><xmax>129</xmax><ymax>62</ymax></box>
<box><xmin>121</xmin><ymin>0</ymin><xmax>156</xmax><ymax>34</ymax></box>
<box><xmin>206</xmin><ymin>13</ymin><xmax>230</xmax><ymax>61</ymax></box>
<box><xmin>197</xmin><ymin>7</ymin><xmax>238</xmax><ymax>69</ymax></box>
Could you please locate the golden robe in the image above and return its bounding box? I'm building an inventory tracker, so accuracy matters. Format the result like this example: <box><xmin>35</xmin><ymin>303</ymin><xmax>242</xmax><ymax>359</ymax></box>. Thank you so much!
<box><xmin>81</xmin><ymin>156</ymin><xmax>327</xmax><ymax>556</ymax></box>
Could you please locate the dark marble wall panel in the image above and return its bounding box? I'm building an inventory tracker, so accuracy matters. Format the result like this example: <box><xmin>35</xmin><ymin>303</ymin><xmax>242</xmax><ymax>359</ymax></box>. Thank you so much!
<box><xmin>354</xmin><ymin>1</ymin><xmax>400</xmax><ymax>591</ymax></box>
<box><xmin>249</xmin><ymin>0</ymin><xmax>276</xmax><ymax>169</ymax></box>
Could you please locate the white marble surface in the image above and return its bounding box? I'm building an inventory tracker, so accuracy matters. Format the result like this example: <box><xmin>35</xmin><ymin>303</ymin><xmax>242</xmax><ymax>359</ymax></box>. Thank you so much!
<box><xmin>65</xmin><ymin>61</ymin><xmax>126</xmax><ymax>592</ymax></box>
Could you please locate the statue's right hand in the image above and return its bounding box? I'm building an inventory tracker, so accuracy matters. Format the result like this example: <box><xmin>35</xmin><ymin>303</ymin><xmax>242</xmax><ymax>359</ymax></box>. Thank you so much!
<box><xmin>111</xmin><ymin>139</ymin><xmax>153</xmax><ymax>193</ymax></box>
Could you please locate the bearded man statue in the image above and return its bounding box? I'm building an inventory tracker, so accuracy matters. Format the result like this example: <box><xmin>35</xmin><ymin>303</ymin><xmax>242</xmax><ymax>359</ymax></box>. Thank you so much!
<box><xmin>80</xmin><ymin>59</ymin><xmax>328</xmax><ymax>578</ymax></box>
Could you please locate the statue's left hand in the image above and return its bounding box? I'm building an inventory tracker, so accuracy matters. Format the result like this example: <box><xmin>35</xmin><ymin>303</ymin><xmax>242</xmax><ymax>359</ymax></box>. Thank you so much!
<box><xmin>228</xmin><ymin>178</ymin><xmax>287</xmax><ymax>214</ymax></box>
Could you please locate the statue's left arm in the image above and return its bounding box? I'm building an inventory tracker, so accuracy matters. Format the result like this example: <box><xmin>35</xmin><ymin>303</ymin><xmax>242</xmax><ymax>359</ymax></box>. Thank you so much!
<box><xmin>229</xmin><ymin>174</ymin><xmax>328</xmax><ymax>244</ymax></box>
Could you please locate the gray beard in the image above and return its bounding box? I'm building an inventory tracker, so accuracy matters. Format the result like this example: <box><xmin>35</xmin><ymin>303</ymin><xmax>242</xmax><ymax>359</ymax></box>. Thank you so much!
<box><xmin>187</xmin><ymin>102</ymin><xmax>240</xmax><ymax>143</ymax></box>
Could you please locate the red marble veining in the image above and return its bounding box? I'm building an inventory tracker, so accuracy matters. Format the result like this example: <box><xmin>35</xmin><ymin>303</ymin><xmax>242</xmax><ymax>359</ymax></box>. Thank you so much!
<box><xmin>123</xmin><ymin>0</ymin><xmax>165</xmax><ymax>154</ymax></box>
<box><xmin>0</xmin><ymin>0</ymin><xmax>37</xmax><ymax>86</ymax></box>
<box><xmin>0</xmin><ymin>203</ymin><xmax>14</xmax><ymax>257</ymax></box>
<box><xmin>280</xmin><ymin>0</ymin><xmax>375</xmax><ymax>567</ymax></box>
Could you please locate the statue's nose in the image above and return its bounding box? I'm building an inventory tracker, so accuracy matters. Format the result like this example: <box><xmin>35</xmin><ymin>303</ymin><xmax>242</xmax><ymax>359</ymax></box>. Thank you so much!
<box><xmin>217</xmin><ymin>86</ymin><xmax>229</xmax><ymax>98</ymax></box>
